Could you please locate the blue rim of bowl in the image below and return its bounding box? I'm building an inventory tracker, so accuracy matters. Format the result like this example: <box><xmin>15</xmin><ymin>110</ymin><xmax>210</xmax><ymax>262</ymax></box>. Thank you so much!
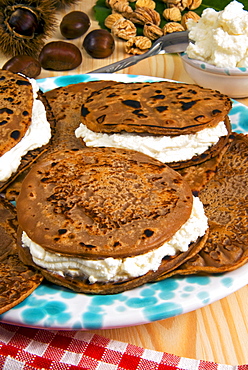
<box><xmin>180</xmin><ymin>52</ymin><xmax>248</xmax><ymax>76</ymax></box>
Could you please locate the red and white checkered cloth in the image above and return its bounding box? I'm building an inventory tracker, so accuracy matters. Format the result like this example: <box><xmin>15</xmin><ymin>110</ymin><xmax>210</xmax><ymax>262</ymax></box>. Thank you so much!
<box><xmin>0</xmin><ymin>323</ymin><xmax>247</xmax><ymax>370</ymax></box>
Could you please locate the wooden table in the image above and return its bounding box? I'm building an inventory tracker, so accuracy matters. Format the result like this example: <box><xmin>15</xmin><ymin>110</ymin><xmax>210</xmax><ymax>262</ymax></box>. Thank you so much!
<box><xmin>1</xmin><ymin>1</ymin><xmax>248</xmax><ymax>366</ymax></box>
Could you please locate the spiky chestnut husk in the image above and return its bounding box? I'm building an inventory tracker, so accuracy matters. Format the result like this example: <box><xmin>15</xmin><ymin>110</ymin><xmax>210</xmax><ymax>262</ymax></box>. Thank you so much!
<box><xmin>54</xmin><ymin>0</ymin><xmax>80</xmax><ymax>9</ymax></box>
<box><xmin>0</xmin><ymin>0</ymin><xmax>58</xmax><ymax>57</ymax></box>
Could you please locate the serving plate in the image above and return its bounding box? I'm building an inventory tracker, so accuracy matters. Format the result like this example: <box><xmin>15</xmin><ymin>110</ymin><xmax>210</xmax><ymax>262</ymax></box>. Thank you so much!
<box><xmin>1</xmin><ymin>74</ymin><xmax>248</xmax><ymax>330</ymax></box>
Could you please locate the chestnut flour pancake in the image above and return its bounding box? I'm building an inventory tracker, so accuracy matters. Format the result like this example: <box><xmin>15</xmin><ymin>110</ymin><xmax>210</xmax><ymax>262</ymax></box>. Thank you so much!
<box><xmin>154</xmin><ymin>133</ymin><xmax>248</xmax><ymax>281</ymax></box>
<box><xmin>177</xmin><ymin>138</ymin><xmax>231</xmax><ymax>193</ymax></box>
<box><xmin>79</xmin><ymin>80</ymin><xmax>232</xmax><ymax>169</ymax></box>
<box><xmin>44</xmin><ymin>80</ymin><xmax>118</xmax><ymax>150</ymax></box>
<box><xmin>16</xmin><ymin>147</ymin><xmax>208</xmax><ymax>294</ymax></box>
<box><xmin>81</xmin><ymin>81</ymin><xmax>231</xmax><ymax>135</ymax></box>
<box><xmin>0</xmin><ymin>70</ymin><xmax>33</xmax><ymax>156</ymax></box>
<box><xmin>2</xmin><ymin>80</ymin><xmax>112</xmax><ymax>201</ymax></box>
<box><xmin>0</xmin><ymin>196</ymin><xmax>43</xmax><ymax>314</ymax></box>
<box><xmin>0</xmin><ymin>70</ymin><xmax>56</xmax><ymax>193</ymax></box>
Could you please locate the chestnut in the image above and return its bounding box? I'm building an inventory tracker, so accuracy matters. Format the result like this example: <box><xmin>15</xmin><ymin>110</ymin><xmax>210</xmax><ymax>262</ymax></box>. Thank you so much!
<box><xmin>83</xmin><ymin>29</ymin><xmax>115</xmax><ymax>59</ymax></box>
<box><xmin>6</xmin><ymin>7</ymin><xmax>39</xmax><ymax>38</ymax></box>
<box><xmin>2</xmin><ymin>55</ymin><xmax>41</xmax><ymax>78</ymax></box>
<box><xmin>39</xmin><ymin>41</ymin><xmax>82</xmax><ymax>71</ymax></box>
<box><xmin>60</xmin><ymin>11</ymin><xmax>90</xmax><ymax>39</ymax></box>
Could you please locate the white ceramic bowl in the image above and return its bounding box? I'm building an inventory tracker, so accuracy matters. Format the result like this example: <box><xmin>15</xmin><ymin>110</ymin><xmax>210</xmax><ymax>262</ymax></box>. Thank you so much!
<box><xmin>180</xmin><ymin>53</ymin><xmax>248</xmax><ymax>98</ymax></box>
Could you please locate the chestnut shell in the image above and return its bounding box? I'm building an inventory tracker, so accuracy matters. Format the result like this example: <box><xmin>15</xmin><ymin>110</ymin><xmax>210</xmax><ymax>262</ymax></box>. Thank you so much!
<box><xmin>39</xmin><ymin>41</ymin><xmax>82</xmax><ymax>71</ymax></box>
<box><xmin>60</xmin><ymin>11</ymin><xmax>90</xmax><ymax>39</ymax></box>
<box><xmin>0</xmin><ymin>0</ymin><xmax>57</xmax><ymax>57</ymax></box>
<box><xmin>83</xmin><ymin>29</ymin><xmax>115</xmax><ymax>59</ymax></box>
<box><xmin>2</xmin><ymin>55</ymin><xmax>41</xmax><ymax>78</ymax></box>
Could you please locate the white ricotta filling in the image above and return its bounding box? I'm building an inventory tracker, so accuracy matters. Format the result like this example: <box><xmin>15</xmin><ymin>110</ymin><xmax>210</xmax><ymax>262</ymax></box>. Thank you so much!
<box><xmin>21</xmin><ymin>196</ymin><xmax>208</xmax><ymax>284</ymax></box>
<box><xmin>0</xmin><ymin>77</ymin><xmax>51</xmax><ymax>182</ymax></box>
<box><xmin>75</xmin><ymin>121</ymin><xmax>228</xmax><ymax>163</ymax></box>
<box><xmin>186</xmin><ymin>1</ymin><xmax>248</xmax><ymax>68</ymax></box>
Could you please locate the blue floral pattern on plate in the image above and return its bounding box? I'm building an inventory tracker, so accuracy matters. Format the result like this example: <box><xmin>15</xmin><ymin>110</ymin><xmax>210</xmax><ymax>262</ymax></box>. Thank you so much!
<box><xmin>1</xmin><ymin>74</ymin><xmax>247</xmax><ymax>330</ymax></box>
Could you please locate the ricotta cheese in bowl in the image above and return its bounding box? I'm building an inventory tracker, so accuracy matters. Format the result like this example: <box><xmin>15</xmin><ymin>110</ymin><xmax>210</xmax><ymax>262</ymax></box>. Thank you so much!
<box><xmin>186</xmin><ymin>0</ymin><xmax>248</xmax><ymax>68</ymax></box>
<box><xmin>181</xmin><ymin>1</ymin><xmax>248</xmax><ymax>98</ymax></box>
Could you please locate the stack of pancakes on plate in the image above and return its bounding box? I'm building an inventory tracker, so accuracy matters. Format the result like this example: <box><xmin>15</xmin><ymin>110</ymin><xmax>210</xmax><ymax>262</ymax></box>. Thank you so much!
<box><xmin>0</xmin><ymin>74</ymin><xmax>247</xmax><ymax>303</ymax></box>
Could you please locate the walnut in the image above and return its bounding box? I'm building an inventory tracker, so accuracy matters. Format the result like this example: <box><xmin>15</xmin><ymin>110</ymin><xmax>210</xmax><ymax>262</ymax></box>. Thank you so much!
<box><xmin>128</xmin><ymin>7</ymin><xmax>161</xmax><ymax>26</ymax></box>
<box><xmin>135</xmin><ymin>0</ymin><xmax>156</xmax><ymax>9</ymax></box>
<box><xmin>114</xmin><ymin>2</ymin><xmax>133</xmax><ymax>14</ymax></box>
<box><xmin>111</xmin><ymin>18</ymin><xmax>137</xmax><ymax>40</ymax></box>
<box><xmin>104</xmin><ymin>13</ymin><xmax>124</xmax><ymax>29</ymax></box>
<box><xmin>163</xmin><ymin>22</ymin><xmax>185</xmax><ymax>34</ymax></box>
<box><xmin>125</xmin><ymin>36</ymin><xmax>152</xmax><ymax>54</ymax></box>
<box><xmin>106</xmin><ymin>0</ymin><xmax>119</xmax><ymax>8</ymax></box>
<box><xmin>143</xmin><ymin>22</ymin><xmax>163</xmax><ymax>40</ymax></box>
<box><xmin>106</xmin><ymin>0</ymin><xmax>115</xmax><ymax>7</ymax></box>
<box><xmin>188</xmin><ymin>0</ymin><xmax>202</xmax><ymax>10</ymax></box>
<box><xmin>163</xmin><ymin>7</ymin><xmax>181</xmax><ymax>22</ymax></box>
<box><xmin>181</xmin><ymin>11</ymin><xmax>200</xmax><ymax>29</ymax></box>
<box><xmin>165</xmin><ymin>0</ymin><xmax>189</xmax><ymax>11</ymax></box>
<box><xmin>106</xmin><ymin>0</ymin><xmax>133</xmax><ymax>14</ymax></box>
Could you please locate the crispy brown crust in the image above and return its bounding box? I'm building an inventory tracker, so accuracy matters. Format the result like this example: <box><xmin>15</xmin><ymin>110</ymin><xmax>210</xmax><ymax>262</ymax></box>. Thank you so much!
<box><xmin>0</xmin><ymin>70</ymin><xmax>33</xmax><ymax>157</ymax></box>
<box><xmin>16</xmin><ymin>147</ymin><xmax>193</xmax><ymax>259</ymax></box>
<box><xmin>0</xmin><ymin>253</ymin><xmax>43</xmax><ymax>314</ymax></box>
<box><xmin>81</xmin><ymin>81</ymin><xmax>232</xmax><ymax>136</ymax></box>
<box><xmin>0</xmin><ymin>196</ymin><xmax>43</xmax><ymax>314</ymax></box>
<box><xmin>0</xmin><ymin>195</ymin><xmax>18</xmax><ymax>259</ymax></box>
<box><xmin>177</xmin><ymin>138</ymin><xmax>231</xmax><ymax>194</ymax></box>
<box><xmin>154</xmin><ymin>133</ymin><xmax>248</xmax><ymax>280</ymax></box>
<box><xmin>44</xmin><ymin>80</ymin><xmax>118</xmax><ymax>151</ymax></box>
<box><xmin>0</xmin><ymin>90</ymin><xmax>56</xmax><ymax>193</ymax></box>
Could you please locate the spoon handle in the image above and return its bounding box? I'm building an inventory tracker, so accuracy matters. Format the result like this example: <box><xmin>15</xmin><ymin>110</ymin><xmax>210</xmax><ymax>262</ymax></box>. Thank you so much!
<box><xmin>88</xmin><ymin>31</ymin><xmax>189</xmax><ymax>74</ymax></box>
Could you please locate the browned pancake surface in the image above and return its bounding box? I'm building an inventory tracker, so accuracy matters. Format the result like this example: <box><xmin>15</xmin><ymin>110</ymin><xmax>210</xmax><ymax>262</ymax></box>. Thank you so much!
<box><xmin>155</xmin><ymin>133</ymin><xmax>248</xmax><ymax>280</ymax></box>
<box><xmin>17</xmin><ymin>147</ymin><xmax>193</xmax><ymax>259</ymax></box>
<box><xmin>0</xmin><ymin>195</ymin><xmax>18</xmax><ymax>259</ymax></box>
<box><xmin>1</xmin><ymin>80</ymin><xmax>117</xmax><ymax>199</ymax></box>
<box><xmin>0</xmin><ymin>196</ymin><xmax>43</xmax><ymax>314</ymax></box>
<box><xmin>0</xmin><ymin>70</ymin><xmax>33</xmax><ymax>156</ymax></box>
<box><xmin>0</xmin><ymin>91</ymin><xmax>56</xmax><ymax>194</ymax></box>
<box><xmin>81</xmin><ymin>81</ymin><xmax>232</xmax><ymax>136</ymax></box>
<box><xmin>177</xmin><ymin>136</ymin><xmax>231</xmax><ymax>192</ymax></box>
<box><xmin>45</xmin><ymin>80</ymin><xmax>118</xmax><ymax>151</ymax></box>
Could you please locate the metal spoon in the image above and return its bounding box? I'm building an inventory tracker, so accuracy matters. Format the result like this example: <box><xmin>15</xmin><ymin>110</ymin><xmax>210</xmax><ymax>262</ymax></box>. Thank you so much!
<box><xmin>88</xmin><ymin>30</ymin><xmax>189</xmax><ymax>74</ymax></box>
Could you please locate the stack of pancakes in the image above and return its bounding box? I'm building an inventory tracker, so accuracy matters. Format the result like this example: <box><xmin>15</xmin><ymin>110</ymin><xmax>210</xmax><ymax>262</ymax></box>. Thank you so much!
<box><xmin>0</xmin><ymin>70</ymin><xmax>56</xmax><ymax>194</ymax></box>
<box><xmin>16</xmin><ymin>147</ymin><xmax>209</xmax><ymax>294</ymax></box>
<box><xmin>0</xmin><ymin>71</ymin><xmax>247</xmax><ymax>306</ymax></box>
<box><xmin>75</xmin><ymin>81</ymin><xmax>232</xmax><ymax>169</ymax></box>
